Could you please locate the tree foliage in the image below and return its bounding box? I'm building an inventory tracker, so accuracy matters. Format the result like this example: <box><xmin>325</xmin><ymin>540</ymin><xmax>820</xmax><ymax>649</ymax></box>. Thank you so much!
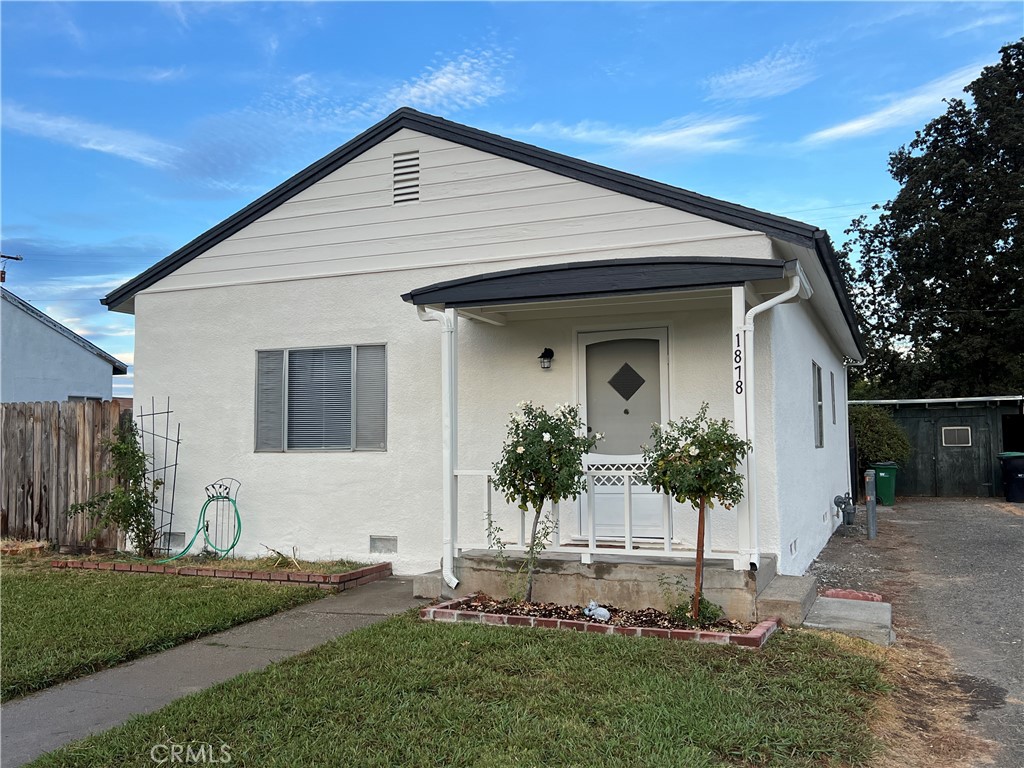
<box><xmin>641</xmin><ymin>403</ymin><xmax>750</xmax><ymax>622</ymax></box>
<box><xmin>491</xmin><ymin>401</ymin><xmax>597</xmax><ymax>601</ymax></box>
<box><xmin>841</xmin><ymin>38</ymin><xmax>1023</xmax><ymax>398</ymax></box>
<box><xmin>848</xmin><ymin>405</ymin><xmax>912</xmax><ymax>477</ymax></box>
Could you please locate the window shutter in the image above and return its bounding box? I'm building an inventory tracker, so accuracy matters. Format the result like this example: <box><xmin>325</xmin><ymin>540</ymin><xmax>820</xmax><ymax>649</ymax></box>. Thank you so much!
<box><xmin>255</xmin><ymin>350</ymin><xmax>285</xmax><ymax>451</ymax></box>
<box><xmin>356</xmin><ymin>345</ymin><xmax>387</xmax><ymax>450</ymax></box>
<box><xmin>287</xmin><ymin>347</ymin><xmax>352</xmax><ymax>449</ymax></box>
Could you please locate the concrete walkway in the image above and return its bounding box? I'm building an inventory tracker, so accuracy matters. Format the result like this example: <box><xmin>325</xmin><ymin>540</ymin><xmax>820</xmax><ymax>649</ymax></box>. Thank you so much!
<box><xmin>1</xmin><ymin>577</ymin><xmax>426</xmax><ymax>768</ymax></box>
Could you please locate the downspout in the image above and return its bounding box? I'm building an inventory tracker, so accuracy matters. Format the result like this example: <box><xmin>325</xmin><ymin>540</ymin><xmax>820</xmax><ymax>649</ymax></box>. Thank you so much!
<box><xmin>741</xmin><ymin>261</ymin><xmax>811</xmax><ymax>570</ymax></box>
<box><xmin>417</xmin><ymin>306</ymin><xmax>459</xmax><ymax>590</ymax></box>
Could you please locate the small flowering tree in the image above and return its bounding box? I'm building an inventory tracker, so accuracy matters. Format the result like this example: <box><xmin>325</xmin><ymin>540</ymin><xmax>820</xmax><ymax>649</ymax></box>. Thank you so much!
<box><xmin>492</xmin><ymin>401</ymin><xmax>598</xmax><ymax>602</ymax></box>
<box><xmin>641</xmin><ymin>402</ymin><xmax>751</xmax><ymax>623</ymax></box>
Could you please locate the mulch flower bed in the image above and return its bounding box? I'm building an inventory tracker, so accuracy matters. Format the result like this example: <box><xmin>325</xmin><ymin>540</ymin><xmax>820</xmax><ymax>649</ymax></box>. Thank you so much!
<box><xmin>421</xmin><ymin>593</ymin><xmax>782</xmax><ymax>648</ymax></box>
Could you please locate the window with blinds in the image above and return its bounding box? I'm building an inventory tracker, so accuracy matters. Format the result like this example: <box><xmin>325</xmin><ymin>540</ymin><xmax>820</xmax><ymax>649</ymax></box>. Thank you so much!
<box><xmin>255</xmin><ymin>345</ymin><xmax>386</xmax><ymax>452</ymax></box>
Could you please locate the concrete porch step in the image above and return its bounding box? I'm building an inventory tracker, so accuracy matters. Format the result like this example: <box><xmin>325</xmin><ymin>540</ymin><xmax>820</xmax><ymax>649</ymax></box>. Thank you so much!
<box><xmin>802</xmin><ymin>596</ymin><xmax>896</xmax><ymax>646</ymax></box>
<box><xmin>755</xmin><ymin>575</ymin><xmax>818</xmax><ymax>626</ymax></box>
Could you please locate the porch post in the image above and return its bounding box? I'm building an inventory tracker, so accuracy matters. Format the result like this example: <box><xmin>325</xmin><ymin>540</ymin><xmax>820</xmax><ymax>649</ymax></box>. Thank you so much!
<box><xmin>731</xmin><ymin>286</ymin><xmax>755</xmax><ymax>570</ymax></box>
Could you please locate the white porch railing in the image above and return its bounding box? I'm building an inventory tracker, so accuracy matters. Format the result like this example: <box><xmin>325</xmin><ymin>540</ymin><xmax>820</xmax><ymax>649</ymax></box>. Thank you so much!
<box><xmin>455</xmin><ymin>468</ymin><xmax>745</xmax><ymax>568</ymax></box>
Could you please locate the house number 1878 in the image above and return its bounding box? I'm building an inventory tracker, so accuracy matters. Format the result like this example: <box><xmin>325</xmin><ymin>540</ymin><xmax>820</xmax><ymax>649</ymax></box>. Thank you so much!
<box><xmin>734</xmin><ymin>333</ymin><xmax>744</xmax><ymax>395</ymax></box>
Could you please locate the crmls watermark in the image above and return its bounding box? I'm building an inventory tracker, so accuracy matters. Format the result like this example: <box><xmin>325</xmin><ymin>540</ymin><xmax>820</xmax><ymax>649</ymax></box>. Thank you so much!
<box><xmin>150</xmin><ymin>742</ymin><xmax>232</xmax><ymax>764</ymax></box>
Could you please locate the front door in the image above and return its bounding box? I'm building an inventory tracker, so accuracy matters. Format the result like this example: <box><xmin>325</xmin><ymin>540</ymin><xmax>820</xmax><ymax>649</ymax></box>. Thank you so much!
<box><xmin>578</xmin><ymin>329</ymin><xmax>668</xmax><ymax>538</ymax></box>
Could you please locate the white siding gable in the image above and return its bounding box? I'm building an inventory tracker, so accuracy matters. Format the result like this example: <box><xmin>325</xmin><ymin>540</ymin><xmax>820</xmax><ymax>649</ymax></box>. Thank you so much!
<box><xmin>148</xmin><ymin>129</ymin><xmax>773</xmax><ymax>294</ymax></box>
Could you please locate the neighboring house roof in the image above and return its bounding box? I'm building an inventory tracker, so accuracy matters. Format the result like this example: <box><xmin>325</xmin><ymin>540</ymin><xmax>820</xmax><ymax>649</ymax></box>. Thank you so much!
<box><xmin>2</xmin><ymin>287</ymin><xmax>129</xmax><ymax>375</ymax></box>
<box><xmin>101</xmin><ymin>106</ymin><xmax>863</xmax><ymax>356</ymax></box>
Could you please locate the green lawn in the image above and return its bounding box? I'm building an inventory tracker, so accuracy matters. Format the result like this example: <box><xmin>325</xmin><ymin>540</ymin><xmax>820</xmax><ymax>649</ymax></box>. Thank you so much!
<box><xmin>29</xmin><ymin>615</ymin><xmax>889</xmax><ymax>768</ymax></box>
<box><xmin>1</xmin><ymin>565</ymin><xmax>323</xmax><ymax>701</ymax></box>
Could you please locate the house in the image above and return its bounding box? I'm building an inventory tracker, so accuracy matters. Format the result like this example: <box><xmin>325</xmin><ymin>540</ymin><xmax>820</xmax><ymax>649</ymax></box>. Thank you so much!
<box><xmin>1</xmin><ymin>287</ymin><xmax>128</xmax><ymax>403</ymax></box>
<box><xmin>853</xmin><ymin>396</ymin><xmax>1024</xmax><ymax>497</ymax></box>
<box><xmin>101</xmin><ymin>108</ymin><xmax>865</xmax><ymax>598</ymax></box>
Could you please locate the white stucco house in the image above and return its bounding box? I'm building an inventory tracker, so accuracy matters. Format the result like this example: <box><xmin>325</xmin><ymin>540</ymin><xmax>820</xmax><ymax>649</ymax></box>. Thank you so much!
<box><xmin>101</xmin><ymin>108</ymin><xmax>865</xmax><ymax>587</ymax></box>
<box><xmin>1</xmin><ymin>287</ymin><xmax>128</xmax><ymax>403</ymax></box>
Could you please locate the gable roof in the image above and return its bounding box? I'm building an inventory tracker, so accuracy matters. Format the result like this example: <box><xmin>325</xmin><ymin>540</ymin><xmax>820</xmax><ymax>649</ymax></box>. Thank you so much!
<box><xmin>2</xmin><ymin>287</ymin><xmax>129</xmax><ymax>375</ymax></box>
<box><xmin>101</xmin><ymin>107</ymin><xmax>863</xmax><ymax>356</ymax></box>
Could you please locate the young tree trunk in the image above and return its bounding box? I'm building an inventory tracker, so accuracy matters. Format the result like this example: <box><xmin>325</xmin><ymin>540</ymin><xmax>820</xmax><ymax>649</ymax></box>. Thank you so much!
<box><xmin>524</xmin><ymin>505</ymin><xmax>543</xmax><ymax>602</ymax></box>
<box><xmin>691</xmin><ymin>496</ymin><xmax>707</xmax><ymax>622</ymax></box>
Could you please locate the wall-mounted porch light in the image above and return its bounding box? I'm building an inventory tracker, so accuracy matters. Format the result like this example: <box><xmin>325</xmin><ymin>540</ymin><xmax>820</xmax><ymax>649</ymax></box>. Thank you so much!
<box><xmin>538</xmin><ymin>348</ymin><xmax>554</xmax><ymax>370</ymax></box>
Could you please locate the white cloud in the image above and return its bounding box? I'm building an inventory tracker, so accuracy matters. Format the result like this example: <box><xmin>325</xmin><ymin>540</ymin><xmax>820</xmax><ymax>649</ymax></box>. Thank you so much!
<box><xmin>513</xmin><ymin>114</ymin><xmax>755</xmax><ymax>154</ymax></box>
<box><xmin>802</xmin><ymin>63</ymin><xmax>984</xmax><ymax>145</ymax></box>
<box><xmin>2</xmin><ymin>102</ymin><xmax>181</xmax><ymax>168</ymax></box>
<box><xmin>942</xmin><ymin>13</ymin><xmax>1019</xmax><ymax>37</ymax></box>
<box><xmin>353</xmin><ymin>47</ymin><xmax>511</xmax><ymax>120</ymax></box>
<box><xmin>385</xmin><ymin>51</ymin><xmax>507</xmax><ymax>111</ymax></box>
<box><xmin>32</xmin><ymin>66</ymin><xmax>188</xmax><ymax>83</ymax></box>
<box><xmin>705</xmin><ymin>46</ymin><xmax>816</xmax><ymax>100</ymax></box>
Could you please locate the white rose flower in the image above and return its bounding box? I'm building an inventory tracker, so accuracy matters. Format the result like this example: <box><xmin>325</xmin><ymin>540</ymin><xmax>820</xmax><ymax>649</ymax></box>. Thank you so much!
<box><xmin>596</xmin><ymin>432</ymin><xmax>605</xmax><ymax>440</ymax></box>
<box><xmin>542</xmin><ymin>432</ymin><xmax>552</xmax><ymax>442</ymax></box>
<box><xmin>689</xmin><ymin>446</ymin><xmax>700</xmax><ymax>456</ymax></box>
<box><xmin>516</xmin><ymin>445</ymin><xmax>525</xmax><ymax>454</ymax></box>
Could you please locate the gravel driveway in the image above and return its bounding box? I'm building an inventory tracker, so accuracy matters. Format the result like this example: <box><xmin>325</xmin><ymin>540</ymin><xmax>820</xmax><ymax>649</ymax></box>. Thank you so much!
<box><xmin>811</xmin><ymin>497</ymin><xmax>1023</xmax><ymax>768</ymax></box>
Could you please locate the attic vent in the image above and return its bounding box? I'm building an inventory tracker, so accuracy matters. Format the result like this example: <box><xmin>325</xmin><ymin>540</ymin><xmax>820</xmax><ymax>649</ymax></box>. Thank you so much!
<box><xmin>393</xmin><ymin>150</ymin><xmax>420</xmax><ymax>204</ymax></box>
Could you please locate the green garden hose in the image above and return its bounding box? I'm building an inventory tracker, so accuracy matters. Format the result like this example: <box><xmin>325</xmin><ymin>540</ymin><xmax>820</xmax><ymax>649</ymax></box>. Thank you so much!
<box><xmin>157</xmin><ymin>480</ymin><xmax>242</xmax><ymax>563</ymax></box>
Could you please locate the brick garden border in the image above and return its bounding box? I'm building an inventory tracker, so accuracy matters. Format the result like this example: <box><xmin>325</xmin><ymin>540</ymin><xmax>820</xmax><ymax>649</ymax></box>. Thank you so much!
<box><xmin>52</xmin><ymin>559</ymin><xmax>392</xmax><ymax>592</ymax></box>
<box><xmin>421</xmin><ymin>595</ymin><xmax>781</xmax><ymax>648</ymax></box>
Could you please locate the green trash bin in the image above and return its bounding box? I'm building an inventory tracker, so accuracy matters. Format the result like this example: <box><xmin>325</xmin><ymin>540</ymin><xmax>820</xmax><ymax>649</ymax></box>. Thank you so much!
<box><xmin>869</xmin><ymin>461</ymin><xmax>898</xmax><ymax>506</ymax></box>
<box><xmin>997</xmin><ymin>452</ymin><xmax>1024</xmax><ymax>502</ymax></box>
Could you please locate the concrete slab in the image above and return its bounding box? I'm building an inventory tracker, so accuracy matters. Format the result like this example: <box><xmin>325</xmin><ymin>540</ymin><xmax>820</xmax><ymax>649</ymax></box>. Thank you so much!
<box><xmin>413</xmin><ymin>569</ymin><xmax>443</xmax><ymax>599</ymax></box>
<box><xmin>0</xmin><ymin>577</ymin><xmax>427</xmax><ymax>768</ymax></box>
<box><xmin>756</xmin><ymin>575</ymin><xmax>818</xmax><ymax>625</ymax></box>
<box><xmin>803</xmin><ymin>596</ymin><xmax>897</xmax><ymax>646</ymax></box>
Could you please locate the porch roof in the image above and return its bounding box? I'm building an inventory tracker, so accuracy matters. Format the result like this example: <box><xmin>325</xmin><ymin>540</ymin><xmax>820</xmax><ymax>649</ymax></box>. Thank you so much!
<box><xmin>401</xmin><ymin>256</ymin><xmax>787</xmax><ymax>309</ymax></box>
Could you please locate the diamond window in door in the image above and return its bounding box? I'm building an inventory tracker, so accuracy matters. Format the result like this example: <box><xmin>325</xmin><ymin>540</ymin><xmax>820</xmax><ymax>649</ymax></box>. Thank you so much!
<box><xmin>608</xmin><ymin>363</ymin><xmax>646</xmax><ymax>401</ymax></box>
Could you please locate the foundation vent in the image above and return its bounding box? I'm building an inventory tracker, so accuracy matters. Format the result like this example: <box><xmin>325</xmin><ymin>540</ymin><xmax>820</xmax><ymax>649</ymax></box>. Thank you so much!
<box><xmin>370</xmin><ymin>535</ymin><xmax>398</xmax><ymax>554</ymax></box>
<box><xmin>392</xmin><ymin>151</ymin><xmax>420</xmax><ymax>204</ymax></box>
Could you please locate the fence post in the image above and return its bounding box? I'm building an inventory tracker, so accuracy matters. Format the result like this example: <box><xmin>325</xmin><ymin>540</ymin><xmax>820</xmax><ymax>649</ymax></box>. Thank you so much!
<box><xmin>864</xmin><ymin>469</ymin><xmax>877</xmax><ymax>540</ymax></box>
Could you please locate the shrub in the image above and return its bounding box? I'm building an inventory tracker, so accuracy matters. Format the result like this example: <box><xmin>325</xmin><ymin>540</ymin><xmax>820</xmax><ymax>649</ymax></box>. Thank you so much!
<box><xmin>491</xmin><ymin>401</ymin><xmax>598</xmax><ymax>602</ymax></box>
<box><xmin>849</xmin><ymin>405</ymin><xmax>912</xmax><ymax>476</ymax></box>
<box><xmin>641</xmin><ymin>403</ymin><xmax>750</xmax><ymax>621</ymax></box>
<box><xmin>67</xmin><ymin>418</ymin><xmax>162</xmax><ymax>556</ymax></box>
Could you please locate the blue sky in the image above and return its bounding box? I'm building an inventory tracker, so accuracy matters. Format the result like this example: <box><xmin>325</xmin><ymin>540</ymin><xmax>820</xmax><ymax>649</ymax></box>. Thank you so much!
<box><xmin>2</xmin><ymin>2</ymin><xmax>1020</xmax><ymax>397</ymax></box>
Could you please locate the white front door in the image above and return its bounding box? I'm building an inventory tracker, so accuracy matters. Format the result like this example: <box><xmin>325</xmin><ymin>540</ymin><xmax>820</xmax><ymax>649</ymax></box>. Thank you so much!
<box><xmin>578</xmin><ymin>328</ymin><xmax>668</xmax><ymax>539</ymax></box>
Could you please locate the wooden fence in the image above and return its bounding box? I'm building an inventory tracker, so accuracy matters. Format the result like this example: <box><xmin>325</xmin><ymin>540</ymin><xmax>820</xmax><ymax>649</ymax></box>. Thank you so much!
<box><xmin>1</xmin><ymin>400</ymin><xmax>129</xmax><ymax>550</ymax></box>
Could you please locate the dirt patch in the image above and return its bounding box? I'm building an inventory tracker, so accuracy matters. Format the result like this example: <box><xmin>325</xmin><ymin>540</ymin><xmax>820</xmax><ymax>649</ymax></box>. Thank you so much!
<box><xmin>808</xmin><ymin>514</ymin><xmax>927</xmax><ymax>632</ymax></box>
<box><xmin>987</xmin><ymin>501</ymin><xmax>1024</xmax><ymax>517</ymax></box>
<box><xmin>824</xmin><ymin>631</ymin><xmax>997</xmax><ymax>768</ymax></box>
<box><xmin>809</xmin><ymin>499</ymin><xmax>1024</xmax><ymax>767</ymax></box>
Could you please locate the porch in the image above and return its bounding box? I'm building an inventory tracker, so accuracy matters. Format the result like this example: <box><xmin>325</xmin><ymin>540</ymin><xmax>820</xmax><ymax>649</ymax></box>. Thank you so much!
<box><xmin>403</xmin><ymin>255</ymin><xmax>814</xmax><ymax>592</ymax></box>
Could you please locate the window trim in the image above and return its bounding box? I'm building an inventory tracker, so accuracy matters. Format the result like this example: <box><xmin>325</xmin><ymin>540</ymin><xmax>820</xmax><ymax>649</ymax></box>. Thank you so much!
<box><xmin>941</xmin><ymin>426</ymin><xmax>972</xmax><ymax>448</ymax></box>
<box><xmin>254</xmin><ymin>343</ymin><xmax>387</xmax><ymax>453</ymax></box>
<box><xmin>812</xmin><ymin>361</ymin><xmax>824</xmax><ymax>449</ymax></box>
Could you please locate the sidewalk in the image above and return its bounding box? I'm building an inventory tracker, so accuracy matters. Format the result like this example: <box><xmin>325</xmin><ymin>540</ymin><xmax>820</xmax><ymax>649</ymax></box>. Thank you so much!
<box><xmin>1</xmin><ymin>577</ymin><xmax>426</xmax><ymax>768</ymax></box>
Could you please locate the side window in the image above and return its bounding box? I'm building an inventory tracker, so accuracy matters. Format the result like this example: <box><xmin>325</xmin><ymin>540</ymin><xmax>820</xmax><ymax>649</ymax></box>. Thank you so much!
<box><xmin>812</xmin><ymin>362</ymin><xmax>824</xmax><ymax>448</ymax></box>
<box><xmin>830</xmin><ymin>371</ymin><xmax>836</xmax><ymax>425</ymax></box>
<box><xmin>255</xmin><ymin>345</ymin><xmax>387</xmax><ymax>452</ymax></box>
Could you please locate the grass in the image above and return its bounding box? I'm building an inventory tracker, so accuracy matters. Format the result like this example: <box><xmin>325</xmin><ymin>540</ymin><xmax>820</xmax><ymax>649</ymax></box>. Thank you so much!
<box><xmin>1</xmin><ymin>561</ymin><xmax>324</xmax><ymax>701</ymax></box>
<box><xmin>28</xmin><ymin>615</ymin><xmax>890</xmax><ymax>768</ymax></box>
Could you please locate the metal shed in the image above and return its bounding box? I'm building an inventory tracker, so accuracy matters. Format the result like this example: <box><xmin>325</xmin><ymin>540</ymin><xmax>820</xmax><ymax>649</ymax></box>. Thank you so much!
<box><xmin>852</xmin><ymin>396</ymin><xmax>1024</xmax><ymax>497</ymax></box>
